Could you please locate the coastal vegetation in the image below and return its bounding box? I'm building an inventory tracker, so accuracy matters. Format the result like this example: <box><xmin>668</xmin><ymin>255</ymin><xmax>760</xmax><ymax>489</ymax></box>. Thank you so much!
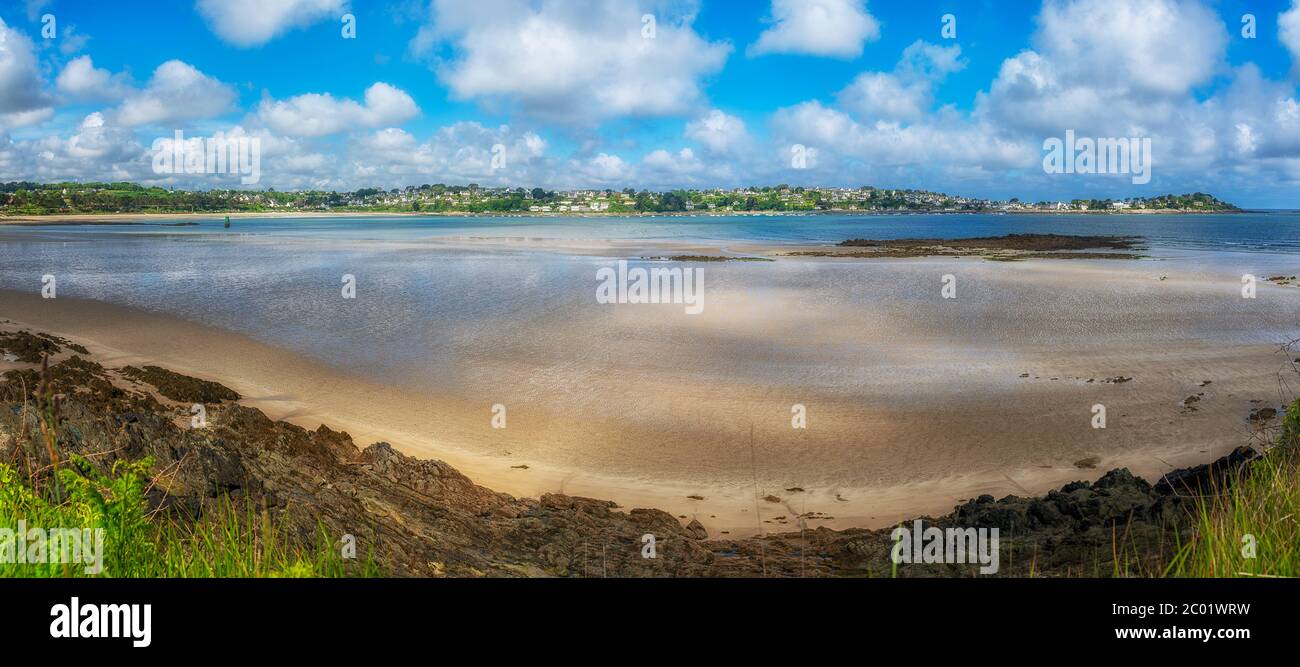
<box><xmin>1</xmin><ymin>341</ymin><xmax>375</xmax><ymax>578</ymax></box>
<box><xmin>0</xmin><ymin>181</ymin><xmax>1240</xmax><ymax>217</ymax></box>
<box><xmin>1166</xmin><ymin>399</ymin><xmax>1300</xmax><ymax>577</ymax></box>
<box><xmin>0</xmin><ymin>458</ymin><xmax>371</xmax><ymax>577</ymax></box>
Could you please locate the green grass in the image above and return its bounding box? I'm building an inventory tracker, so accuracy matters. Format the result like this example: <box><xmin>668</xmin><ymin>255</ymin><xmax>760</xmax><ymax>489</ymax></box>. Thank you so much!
<box><xmin>2</xmin><ymin>357</ymin><xmax>378</xmax><ymax>578</ymax></box>
<box><xmin>1164</xmin><ymin>399</ymin><xmax>1300</xmax><ymax>578</ymax></box>
<box><xmin>1</xmin><ymin>455</ymin><xmax>378</xmax><ymax>578</ymax></box>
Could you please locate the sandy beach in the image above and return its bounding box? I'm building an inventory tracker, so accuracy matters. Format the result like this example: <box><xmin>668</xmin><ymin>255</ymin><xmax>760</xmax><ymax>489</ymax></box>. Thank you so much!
<box><xmin>3</xmin><ymin>246</ymin><xmax>1295</xmax><ymax>536</ymax></box>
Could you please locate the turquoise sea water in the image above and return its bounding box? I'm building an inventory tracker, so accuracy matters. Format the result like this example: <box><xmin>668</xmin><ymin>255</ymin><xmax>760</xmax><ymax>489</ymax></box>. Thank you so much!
<box><xmin>5</xmin><ymin>211</ymin><xmax>1300</xmax><ymax>253</ymax></box>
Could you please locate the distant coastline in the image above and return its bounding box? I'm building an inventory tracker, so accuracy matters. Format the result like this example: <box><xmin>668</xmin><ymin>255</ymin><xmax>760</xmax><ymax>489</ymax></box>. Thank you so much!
<box><xmin>0</xmin><ymin>207</ymin><xmax>1249</xmax><ymax>225</ymax></box>
<box><xmin>0</xmin><ymin>183</ymin><xmax>1242</xmax><ymax>220</ymax></box>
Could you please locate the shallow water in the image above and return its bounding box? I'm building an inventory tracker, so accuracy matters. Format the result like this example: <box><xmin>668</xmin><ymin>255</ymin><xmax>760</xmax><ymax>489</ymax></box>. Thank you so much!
<box><xmin>8</xmin><ymin>210</ymin><xmax>1300</xmax><ymax>250</ymax></box>
<box><xmin>1</xmin><ymin>213</ymin><xmax>1298</xmax><ymax>396</ymax></box>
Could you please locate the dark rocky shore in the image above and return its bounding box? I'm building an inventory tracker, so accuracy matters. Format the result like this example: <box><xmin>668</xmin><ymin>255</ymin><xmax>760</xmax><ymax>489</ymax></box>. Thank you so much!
<box><xmin>838</xmin><ymin>233</ymin><xmax>1142</xmax><ymax>252</ymax></box>
<box><xmin>783</xmin><ymin>233</ymin><xmax>1147</xmax><ymax>260</ymax></box>
<box><xmin>0</xmin><ymin>330</ymin><xmax>1267</xmax><ymax>577</ymax></box>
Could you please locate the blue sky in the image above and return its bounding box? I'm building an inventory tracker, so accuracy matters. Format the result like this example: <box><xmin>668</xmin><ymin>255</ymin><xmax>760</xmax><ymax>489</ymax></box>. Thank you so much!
<box><xmin>3</xmin><ymin>0</ymin><xmax>1300</xmax><ymax>206</ymax></box>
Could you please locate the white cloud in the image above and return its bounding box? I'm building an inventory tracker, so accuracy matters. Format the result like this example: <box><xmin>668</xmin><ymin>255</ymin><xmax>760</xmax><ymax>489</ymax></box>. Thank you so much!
<box><xmin>413</xmin><ymin>0</ymin><xmax>730</xmax><ymax>124</ymax></box>
<box><xmin>11</xmin><ymin>112</ymin><xmax>151</xmax><ymax>183</ymax></box>
<box><xmin>1032</xmin><ymin>0</ymin><xmax>1225</xmax><ymax>96</ymax></box>
<box><xmin>896</xmin><ymin>40</ymin><xmax>967</xmax><ymax>80</ymax></box>
<box><xmin>685</xmin><ymin>109</ymin><xmax>751</xmax><ymax>155</ymax></box>
<box><xmin>1234</xmin><ymin>122</ymin><xmax>1257</xmax><ymax>156</ymax></box>
<box><xmin>196</xmin><ymin>0</ymin><xmax>348</xmax><ymax>47</ymax></box>
<box><xmin>10</xmin><ymin>0</ymin><xmax>1300</xmax><ymax>203</ymax></box>
<box><xmin>838</xmin><ymin>73</ymin><xmax>930</xmax><ymax>122</ymax></box>
<box><xmin>24</xmin><ymin>0</ymin><xmax>51</xmax><ymax>22</ymax></box>
<box><xmin>958</xmin><ymin>0</ymin><xmax>1236</xmax><ymax>179</ymax></box>
<box><xmin>257</xmin><ymin>83</ymin><xmax>420</xmax><ymax>137</ymax></box>
<box><xmin>56</xmin><ymin>56</ymin><xmax>130</xmax><ymax>102</ymax></box>
<box><xmin>58</xmin><ymin>25</ymin><xmax>92</xmax><ymax>56</ymax></box>
<box><xmin>1283</xmin><ymin>1</ymin><xmax>1300</xmax><ymax>77</ymax></box>
<box><xmin>0</xmin><ymin>17</ymin><xmax>52</xmax><ymax>118</ymax></box>
<box><xmin>115</xmin><ymin>60</ymin><xmax>238</xmax><ymax>126</ymax></box>
<box><xmin>748</xmin><ymin>0</ymin><xmax>879</xmax><ymax>59</ymax></box>
<box><xmin>975</xmin><ymin>0</ymin><xmax>1234</xmax><ymax>147</ymax></box>
<box><xmin>577</xmin><ymin>153</ymin><xmax>630</xmax><ymax>182</ymax></box>
<box><xmin>837</xmin><ymin>41</ymin><xmax>964</xmax><ymax>123</ymax></box>
<box><xmin>346</xmin><ymin>122</ymin><xmax>548</xmax><ymax>186</ymax></box>
<box><xmin>642</xmin><ymin>147</ymin><xmax>703</xmax><ymax>177</ymax></box>
<box><xmin>763</xmin><ymin>0</ymin><xmax>1300</xmax><ymax>200</ymax></box>
<box><xmin>1</xmin><ymin>107</ymin><xmax>53</xmax><ymax>129</ymax></box>
<box><xmin>61</xmin><ymin>112</ymin><xmax>130</xmax><ymax>160</ymax></box>
<box><xmin>770</xmin><ymin>100</ymin><xmax>1033</xmax><ymax>189</ymax></box>
<box><xmin>1209</xmin><ymin>65</ymin><xmax>1300</xmax><ymax>161</ymax></box>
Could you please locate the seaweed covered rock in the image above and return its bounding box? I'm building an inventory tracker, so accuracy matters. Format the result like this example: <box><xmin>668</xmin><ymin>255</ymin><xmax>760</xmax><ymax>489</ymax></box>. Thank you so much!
<box><xmin>121</xmin><ymin>365</ymin><xmax>240</xmax><ymax>403</ymax></box>
<box><xmin>0</xmin><ymin>330</ymin><xmax>88</xmax><ymax>362</ymax></box>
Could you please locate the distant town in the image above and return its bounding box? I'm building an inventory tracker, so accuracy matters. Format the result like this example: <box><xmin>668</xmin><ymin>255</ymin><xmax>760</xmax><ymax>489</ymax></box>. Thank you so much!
<box><xmin>0</xmin><ymin>181</ymin><xmax>1241</xmax><ymax>216</ymax></box>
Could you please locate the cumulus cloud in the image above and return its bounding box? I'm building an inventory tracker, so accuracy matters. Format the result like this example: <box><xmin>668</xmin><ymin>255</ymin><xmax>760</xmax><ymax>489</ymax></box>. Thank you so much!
<box><xmin>1207</xmin><ymin>65</ymin><xmax>1300</xmax><ymax>162</ymax></box>
<box><xmin>412</xmin><ymin>0</ymin><xmax>730</xmax><ymax>124</ymax></box>
<box><xmin>837</xmin><ymin>73</ymin><xmax>931</xmax><ymax>123</ymax></box>
<box><xmin>0</xmin><ymin>17</ymin><xmax>52</xmax><ymax>120</ymax></box>
<box><xmin>11</xmin><ymin>112</ymin><xmax>150</xmax><ymax>183</ymax></box>
<box><xmin>2</xmin><ymin>114</ymin><xmax>336</xmax><ymax>189</ymax></box>
<box><xmin>1</xmin><ymin>116</ymin><xmax>306</xmax><ymax>189</ymax></box>
<box><xmin>1031</xmin><ymin>0</ymin><xmax>1225</xmax><ymax>96</ymax></box>
<box><xmin>1</xmin><ymin>107</ymin><xmax>53</xmax><ymax>129</ymax></box>
<box><xmin>196</xmin><ymin>0</ymin><xmax>348</xmax><ymax>47</ymax></box>
<box><xmin>114</xmin><ymin>60</ymin><xmax>237</xmax><ymax>126</ymax></box>
<box><xmin>765</xmin><ymin>0</ymin><xmax>1300</xmax><ymax>199</ymax></box>
<box><xmin>641</xmin><ymin>147</ymin><xmax>703</xmax><ymax>178</ymax></box>
<box><xmin>685</xmin><ymin>109</ymin><xmax>751</xmax><ymax>155</ymax></box>
<box><xmin>56</xmin><ymin>56</ymin><xmax>130</xmax><ymax>102</ymax></box>
<box><xmin>11</xmin><ymin>0</ymin><xmax>1300</xmax><ymax>201</ymax></box>
<box><xmin>771</xmin><ymin>100</ymin><xmax>1030</xmax><ymax>177</ymax></box>
<box><xmin>346</xmin><ymin>122</ymin><xmax>548</xmax><ymax>186</ymax></box>
<box><xmin>60</xmin><ymin>112</ymin><xmax>137</xmax><ymax>161</ymax></box>
<box><xmin>974</xmin><ymin>0</ymin><xmax>1236</xmax><ymax>161</ymax></box>
<box><xmin>838</xmin><ymin>41</ymin><xmax>965</xmax><ymax>123</ymax></box>
<box><xmin>748</xmin><ymin>0</ymin><xmax>880</xmax><ymax>59</ymax></box>
<box><xmin>977</xmin><ymin>0</ymin><xmax>1229</xmax><ymax>141</ymax></box>
<box><xmin>1283</xmin><ymin>1</ymin><xmax>1300</xmax><ymax>77</ymax></box>
<box><xmin>58</xmin><ymin>25</ymin><xmax>92</xmax><ymax>56</ymax></box>
<box><xmin>571</xmin><ymin>153</ymin><xmax>631</xmax><ymax>183</ymax></box>
<box><xmin>896</xmin><ymin>40</ymin><xmax>967</xmax><ymax>80</ymax></box>
<box><xmin>257</xmin><ymin>83</ymin><xmax>420</xmax><ymax>137</ymax></box>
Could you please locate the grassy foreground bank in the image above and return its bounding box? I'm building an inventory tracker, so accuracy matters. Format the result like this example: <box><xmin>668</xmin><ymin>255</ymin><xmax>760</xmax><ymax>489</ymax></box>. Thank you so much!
<box><xmin>1</xmin><ymin>358</ymin><xmax>375</xmax><ymax>577</ymax></box>
<box><xmin>1166</xmin><ymin>400</ymin><xmax>1300</xmax><ymax>577</ymax></box>
<box><xmin>0</xmin><ymin>459</ymin><xmax>375</xmax><ymax>577</ymax></box>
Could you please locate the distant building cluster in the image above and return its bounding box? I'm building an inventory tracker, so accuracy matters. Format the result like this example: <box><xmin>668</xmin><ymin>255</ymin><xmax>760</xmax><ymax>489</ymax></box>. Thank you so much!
<box><xmin>0</xmin><ymin>181</ymin><xmax>1239</xmax><ymax>215</ymax></box>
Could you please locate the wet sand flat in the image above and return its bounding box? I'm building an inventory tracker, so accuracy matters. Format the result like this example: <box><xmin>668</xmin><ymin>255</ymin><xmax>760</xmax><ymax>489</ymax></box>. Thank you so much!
<box><xmin>2</xmin><ymin>250</ymin><xmax>1296</xmax><ymax>536</ymax></box>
